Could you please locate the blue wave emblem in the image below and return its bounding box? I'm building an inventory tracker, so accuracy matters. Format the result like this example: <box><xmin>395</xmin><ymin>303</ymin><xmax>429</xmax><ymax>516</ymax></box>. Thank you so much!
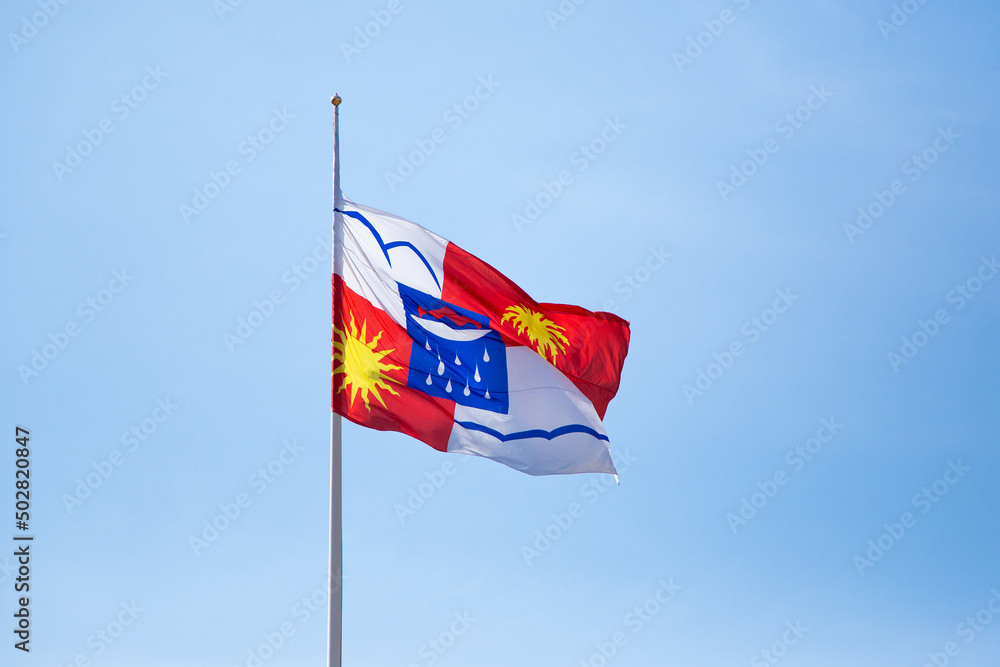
<box><xmin>454</xmin><ymin>421</ymin><xmax>610</xmax><ymax>443</ymax></box>
<box><xmin>335</xmin><ymin>208</ymin><xmax>441</xmax><ymax>290</ymax></box>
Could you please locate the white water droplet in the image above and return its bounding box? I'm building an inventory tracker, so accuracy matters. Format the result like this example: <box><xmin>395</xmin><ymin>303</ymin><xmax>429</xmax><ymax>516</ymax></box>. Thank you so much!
<box><xmin>437</xmin><ymin>359</ymin><xmax>445</xmax><ymax>375</ymax></box>
<box><xmin>455</xmin><ymin>353</ymin><xmax>461</xmax><ymax>366</ymax></box>
<box><xmin>484</xmin><ymin>386</ymin><xmax>491</xmax><ymax>400</ymax></box>
<box><xmin>463</xmin><ymin>383</ymin><xmax>471</xmax><ymax>397</ymax></box>
<box><xmin>474</xmin><ymin>365</ymin><xmax>481</xmax><ymax>382</ymax></box>
<box><xmin>425</xmin><ymin>373</ymin><xmax>433</xmax><ymax>386</ymax></box>
<box><xmin>483</xmin><ymin>347</ymin><xmax>490</xmax><ymax>363</ymax></box>
<box><xmin>425</xmin><ymin>339</ymin><xmax>432</xmax><ymax>351</ymax></box>
<box><xmin>445</xmin><ymin>379</ymin><xmax>453</xmax><ymax>393</ymax></box>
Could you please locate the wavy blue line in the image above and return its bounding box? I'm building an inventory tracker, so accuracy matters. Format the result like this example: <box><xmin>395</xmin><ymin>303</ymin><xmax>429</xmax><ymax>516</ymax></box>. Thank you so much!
<box><xmin>335</xmin><ymin>208</ymin><xmax>441</xmax><ymax>289</ymax></box>
<box><xmin>454</xmin><ymin>420</ymin><xmax>610</xmax><ymax>443</ymax></box>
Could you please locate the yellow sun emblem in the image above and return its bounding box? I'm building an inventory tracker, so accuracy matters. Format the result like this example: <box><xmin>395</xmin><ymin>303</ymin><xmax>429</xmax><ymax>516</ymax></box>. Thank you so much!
<box><xmin>332</xmin><ymin>315</ymin><xmax>402</xmax><ymax>411</ymax></box>
<box><xmin>501</xmin><ymin>304</ymin><xmax>569</xmax><ymax>363</ymax></box>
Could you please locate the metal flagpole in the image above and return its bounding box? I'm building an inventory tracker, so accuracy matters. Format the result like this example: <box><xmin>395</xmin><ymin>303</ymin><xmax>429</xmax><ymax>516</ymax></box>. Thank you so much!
<box><xmin>328</xmin><ymin>93</ymin><xmax>344</xmax><ymax>667</ymax></box>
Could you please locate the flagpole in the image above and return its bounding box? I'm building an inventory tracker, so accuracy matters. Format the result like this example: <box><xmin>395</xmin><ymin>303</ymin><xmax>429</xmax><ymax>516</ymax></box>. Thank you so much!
<box><xmin>328</xmin><ymin>93</ymin><xmax>344</xmax><ymax>667</ymax></box>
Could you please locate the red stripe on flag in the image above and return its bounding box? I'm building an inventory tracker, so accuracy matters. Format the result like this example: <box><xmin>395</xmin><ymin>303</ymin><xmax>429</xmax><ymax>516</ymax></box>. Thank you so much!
<box><xmin>440</xmin><ymin>244</ymin><xmax>630</xmax><ymax>419</ymax></box>
<box><xmin>332</xmin><ymin>275</ymin><xmax>455</xmax><ymax>451</ymax></box>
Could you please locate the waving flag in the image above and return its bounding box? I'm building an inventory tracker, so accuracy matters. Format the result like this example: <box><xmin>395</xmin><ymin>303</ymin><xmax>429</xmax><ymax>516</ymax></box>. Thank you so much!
<box><xmin>332</xmin><ymin>200</ymin><xmax>630</xmax><ymax>476</ymax></box>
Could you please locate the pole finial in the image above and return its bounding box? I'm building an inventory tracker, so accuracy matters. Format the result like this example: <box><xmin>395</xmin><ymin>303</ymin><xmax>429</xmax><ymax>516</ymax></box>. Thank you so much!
<box><xmin>331</xmin><ymin>94</ymin><xmax>342</xmax><ymax>107</ymax></box>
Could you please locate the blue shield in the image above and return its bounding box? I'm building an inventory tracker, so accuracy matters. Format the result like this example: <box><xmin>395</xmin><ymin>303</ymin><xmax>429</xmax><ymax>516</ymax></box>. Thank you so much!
<box><xmin>398</xmin><ymin>283</ymin><xmax>509</xmax><ymax>415</ymax></box>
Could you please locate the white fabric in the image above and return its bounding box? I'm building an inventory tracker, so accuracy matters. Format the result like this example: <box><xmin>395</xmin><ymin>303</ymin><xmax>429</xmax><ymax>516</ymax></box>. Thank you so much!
<box><xmin>336</xmin><ymin>199</ymin><xmax>618</xmax><ymax>478</ymax></box>
<box><xmin>334</xmin><ymin>201</ymin><xmax>447</xmax><ymax>327</ymax></box>
<box><xmin>448</xmin><ymin>347</ymin><xmax>617</xmax><ymax>476</ymax></box>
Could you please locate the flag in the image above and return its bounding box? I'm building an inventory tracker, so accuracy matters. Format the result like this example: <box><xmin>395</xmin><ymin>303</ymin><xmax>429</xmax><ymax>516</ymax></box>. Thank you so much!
<box><xmin>332</xmin><ymin>200</ymin><xmax>630</xmax><ymax>476</ymax></box>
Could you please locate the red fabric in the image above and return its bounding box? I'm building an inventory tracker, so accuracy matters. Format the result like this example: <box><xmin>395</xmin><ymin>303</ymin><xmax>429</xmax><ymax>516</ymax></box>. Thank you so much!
<box><xmin>332</xmin><ymin>275</ymin><xmax>454</xmax><ymax>451</ymax></box>
<box><xmin>440</xmin><ymin>244</ymin><xmax>630</xmax><ymax>420</ymax></box>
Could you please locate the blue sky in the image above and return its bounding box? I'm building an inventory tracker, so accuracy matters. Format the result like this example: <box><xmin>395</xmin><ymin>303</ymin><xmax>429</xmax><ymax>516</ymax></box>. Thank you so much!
<box><xmin>2</xmin><ymin>1</ymin><xmax>999</xmax><ymax>665</ymax></box>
